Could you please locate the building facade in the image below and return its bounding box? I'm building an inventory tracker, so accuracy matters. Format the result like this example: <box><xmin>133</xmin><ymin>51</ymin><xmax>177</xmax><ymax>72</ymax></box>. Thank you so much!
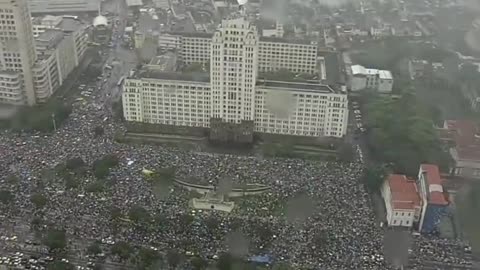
<box><xmin>158</xmin><ymin>31</ymin><xmax>319</xmax><ymax>75</ymax></box>
<box><xmin>123</xmin><ymin>17</ymin><xmax>348</xmax><ymax>140</ymax></box>
<box><xmin>350</xmin><ymin>65</ymin><xmax>393</xmax><ymax>93</ymax></box>
<box><xmin>27</xmin><ymin>0</ymin><xmax>100</xmax><ymax>14</ymax></box>
<box><xmin>0</xmin><ymin>0</ymin><xmax>37</xmax><ymax>105</ymax></box>
<box><xmin>417</xmin><ymin>164</ymin><xmax>449</xmax><ymax>233</ymax></box>
<box><xmin>381</xmin><ymin>174</ymin><xmax>422</xmax><ymax>228</ymax></box>
<box><xmin>32</xmin><ymin>22</ymin><xmax>87</xmax><ymax>102</ymax></box>
<box><xmin>438</xmin><ymin>120</ymin><xmax>480</xmax><ymax>179</ymax></box>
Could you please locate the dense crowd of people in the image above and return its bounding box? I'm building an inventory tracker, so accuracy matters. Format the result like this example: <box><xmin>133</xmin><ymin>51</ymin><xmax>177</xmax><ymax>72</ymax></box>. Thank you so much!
<box><xmin>0</xmin><ymin>50</ymin><xmax>475</xmax><ymax>270</ymax></box>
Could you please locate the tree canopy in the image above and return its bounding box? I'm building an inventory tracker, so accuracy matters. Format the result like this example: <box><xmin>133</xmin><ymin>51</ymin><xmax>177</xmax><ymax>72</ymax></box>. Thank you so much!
<box><xmin>87</xmin><ymin>241</ymin><xmax>102</xmax><ymax>255</ymax></box>
<box><xmin>166</xmin><ymin>249</ymin><xmax>182</xmax><ymax>269</ymax></box>
<box><xmin>31</xmin><ymin>193</ymin><xmax>48</xmax><ymax>208</ymax></box>
<box><xmin>65</xmin><ymin>157</ymin><xmax>86</xmax><ymax>171</ymax></box>
<box><xmin>111</xmin><ymin>241</ymin><xmax>133</xmax><ymax>261</ymax></box>
<box><xmin>43</xmin><ymin>229</ymin><xmax>67</xmax><ymax>251</ymax></box>
<box><xmin>92</xmin><ymin>154</ymin><xmax>119</xmax><ymax>179</ymax></box>
<box><xmin>136</xmin><ymin>247</ymin><xmax>162</xmax><ymax>269</ymax></box>
<box><xmin>0</xmin><ymin>189</ymin><xmax>14</xmax><ymax>204</ymax></box>
<box><xmin>47</xmin><ymin>260</ymin><xmax>74</xmax><ymax>270</ymax></box>
<box><xmin>364</xmin><ymin>91</ymin><xmax>451</xmax><ymax>176</ymax></box>
<box><xmin>128</xmin><ymin>205</ymin><xmax>151</xmax><ymax>224</ymax></box>
<box><xmin>362</xmin><ymin>166</ymin><xmax>387</xmax><ymax>193</ymax></box>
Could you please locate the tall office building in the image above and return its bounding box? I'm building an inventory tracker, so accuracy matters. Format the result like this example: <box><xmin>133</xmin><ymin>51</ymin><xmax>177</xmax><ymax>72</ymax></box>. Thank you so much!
<box><xmin>211</xmin><ymin>18</ymin><xmax>258</xmax><ymax>123</ymax></box>
<box><xmin>123</xmin><ymin>16</ymin><xmax>349</xmax><ymax>142</ymax></box>
<box><xmin>0</xmin><ymin>0</ymin><xmax>37</xmax><ymax>105</ymax></box>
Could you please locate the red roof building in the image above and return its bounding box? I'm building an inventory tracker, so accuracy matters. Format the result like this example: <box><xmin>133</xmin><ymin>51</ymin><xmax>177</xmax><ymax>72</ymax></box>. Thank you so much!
<box><xmin>381</xmin><ymin>174</ymin><xmax>422</xmax><ymax>228</ymax></box>
<box><xmin>439</xmin><ymin>120</ymin><xmax>480</xmax><ymax>179</ymax></box>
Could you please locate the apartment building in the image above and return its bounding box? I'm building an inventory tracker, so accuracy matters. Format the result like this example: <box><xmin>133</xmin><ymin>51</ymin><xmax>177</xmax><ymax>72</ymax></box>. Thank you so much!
<box><xmin>0</xmin><ymin>0</ymin><xmax>37</xmax><ymax>105</ymax></box>
<box><xmin>123</xmin><ymin>17</ymin><xmax>348</xmax><ymax>140</ymax></box>
<box><xmin>350</xmin><ymin>64</ymin><xmax>393</xmax><ymax>93</ymax></box>
<box><xmin>158</xmin><ymin>31</ymin><xmax>319</xmax><ymax>75</ymax></box>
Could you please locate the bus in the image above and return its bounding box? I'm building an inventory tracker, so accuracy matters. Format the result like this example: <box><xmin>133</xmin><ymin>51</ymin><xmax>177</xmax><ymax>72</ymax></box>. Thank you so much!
<box><xmin>117</xmin><ymin>76</ymin><xmax>125</xmax><ymax>87</ymax></box>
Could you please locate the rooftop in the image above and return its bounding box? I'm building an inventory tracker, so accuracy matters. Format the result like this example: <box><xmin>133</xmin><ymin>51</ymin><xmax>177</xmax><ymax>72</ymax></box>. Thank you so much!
<box><xmin>387</xmin><ymin>174</ymin><xmax>421</xmax><ymax>210</ymax></box>
<box><xmin>58</xmin><ymin>18</ymin><xmax>84</xmax><ymax>32</ymax></box>
<box><xmin>36</xmin><ymin>29</ymin><xmax>64</xmax><ymax>49</ymax></box>
<box><xmin>146</xmin><ymin>53</ymin><xmax>177</xmax><ymax>72</ymax></box>
<box><xmin>420</xmin><ymin>164</ymin><xmax>448</xmax><ymax>206</ymax></box>
<box><xmin>133</xmin><ymin>71</ymin><xmax>210</xmax><ymax>83</ymax></box>
<box><xmin>351</xmin><ymin>64</ymin><xmax>393</xmax><ymax>79</ymax></box>
<box><xmin>259</xmin><ymin>36</ymin><xmax>315</xmax><ymax>45</ymax></box>
<box><xmin>442</xmin><ymin>120</ymin><xmax>480</xmax><ymax>161</ymax></box>
<box><xmin>256</xmin><ymin>80</ymin><xmax>334</xmax><ymax>93</ymax></box>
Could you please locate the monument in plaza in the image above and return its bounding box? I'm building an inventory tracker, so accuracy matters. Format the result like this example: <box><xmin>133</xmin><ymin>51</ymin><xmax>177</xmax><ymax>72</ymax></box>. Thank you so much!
<box><xmin>190</xmin><ymin>178</ymin><xmax>235</xmax><ymax>213</ymax></box>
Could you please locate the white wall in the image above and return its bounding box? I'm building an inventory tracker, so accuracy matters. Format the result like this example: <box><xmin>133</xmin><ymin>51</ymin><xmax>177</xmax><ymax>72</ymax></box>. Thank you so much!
<box><xmin>254</xmin><ymin>87</ymin><xmax>348</xmax><ymax>138</ymax></box>
<box><xmin>122</xmin><ymin>78</ymin><xmax>211</xmax><ymax>127</ymax></box>
<box><xmin>378</xmin><ymin>78</ymin><xmax>393</xmax><ymax>93</ymax></box>
<box><xmin>350</xmin><ymin>75</ymin><xmax>366</xmax><ymax>91</ymax></box>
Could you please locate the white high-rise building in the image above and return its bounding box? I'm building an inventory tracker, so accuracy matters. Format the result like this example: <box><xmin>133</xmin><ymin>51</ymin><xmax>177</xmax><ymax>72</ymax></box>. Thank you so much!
<box><xmin>211</xmin><ymin>17</ymin><xmax>258</xmax><ymax>123</ymax></box>
<box><xmin>0</xmin><ymin>0</ymin><xmax>37</xmax><ymax>105</ymax></box>
<box><xmin>123</xmin><ymin>16</ymin><xmax>349</xmax><ymax>140</ymax></box>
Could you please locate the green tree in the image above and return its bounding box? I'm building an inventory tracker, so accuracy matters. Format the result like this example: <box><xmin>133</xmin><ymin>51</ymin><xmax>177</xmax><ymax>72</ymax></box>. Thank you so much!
<box><xmin>65</xmin><ymin>157</ymin><xmax>86</xmax><ymax>171</ymax></box>
<box><xmin>5</xmin><ymin>174</ymin><xmax>19</xmax><ymax>185</ymax></box>
<box><xmin>166</xmin><ymin>249</ymin><xmax>181</xmax><ymax>269</ymax></box>
<box><xmin>31</xmin><ymin>217</ymin><xmax>43</xmax><ymax>230</ymax></box>
<box><xmin>364</xmin><ymin>92</ymin><xmax>450</xmax><ymax>176</ymax></box>
<box><xmin>217</xmin><ymin>252</ymin><xmax>234</xmax><ymax>270</ymax></box>
<box><xmin>43</xmin><ymin>229</ymin><xmax>67</xmax><ymax>251</ymax></box>
<box><xmin>191</xmin><ymin>256</ymin><xmax>208</xmax><ymax>270</ymax></box>
<box><xmin>110</xmin><ymin>206</ymin><xmax>123</xmax><ymax>220</ymax></box>
<box><xmin>362</xmin><ymin>166</ymin><xmax>386</xmax><ymax>193</ymax></box>
<box><xmin>136</xmin><ymin>247</ymin><xmax>161</xmax><ymax>269</ymax></box>
<box><xmin>111</xmin><ymin>241</ymin><xmax>133</xmax><ymax>261</ymax></box>
<box><xmin>86</xmin><ymin>181</ymin><xmax>105</xmax><ymax>193</ymax></box>
<box><xmin>47</xmin><ymin>260</ymin><xmax>74</xmax><ymax>270</ymax></box>
<box><xmin>92</xmin><ymin>154</ymin><xmax>119</xmax><ymax>179</ymax></box>
<box><xmin>31</xmin><ymin>193</ymin><xmax>48</xmax><ymax>208</ymax></box>
<box><xmin>87</xmin><ymin>241</ymin><xmax>102</xmax><ymax>255</ymax></box>
<box><xmin>64</xmin><ymin>175</ymin><xmax>80</xmax><ymax>189</ymax></box>
<box><xmin>128</xmin><ymin>205</ymin><xmax>151</xmax><ymax>224</ymax></box>
<box><xmin>0</xmin><ymin>190</ymin><xmax>14</xmax><ymax>204</ymax></box>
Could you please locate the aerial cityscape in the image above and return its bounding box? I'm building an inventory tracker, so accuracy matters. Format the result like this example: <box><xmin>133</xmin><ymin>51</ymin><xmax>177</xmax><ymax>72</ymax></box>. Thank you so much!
<box><xmin>0</xmin><ymin>0</ymin><xmax>479</xmax><ymax>269</ymax></box>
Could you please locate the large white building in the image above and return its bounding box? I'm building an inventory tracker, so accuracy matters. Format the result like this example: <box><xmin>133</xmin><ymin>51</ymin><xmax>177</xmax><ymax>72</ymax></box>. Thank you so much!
<box><xmin>124</xmin><ymin>17</ymin><xmax>348</xmax><ymax>140</ymax></box>
<box><xmin>0</xmin><ymin>0</ymin><xmax>37</xmax><ymax>105</ymax></box>
<box><xmin>349</xmin><ymin>64</ymin><xmax>393</xmax><ymax>93</ymax></box>
<box><xmin>32</xmin><ymin>19</ymin><xmax>87</xmax><ymax>102</ymax></box>
<box><xmin>158</xmin><ymin>32</ymin><xmax>320</xmax><ymax>75</ymax></box>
